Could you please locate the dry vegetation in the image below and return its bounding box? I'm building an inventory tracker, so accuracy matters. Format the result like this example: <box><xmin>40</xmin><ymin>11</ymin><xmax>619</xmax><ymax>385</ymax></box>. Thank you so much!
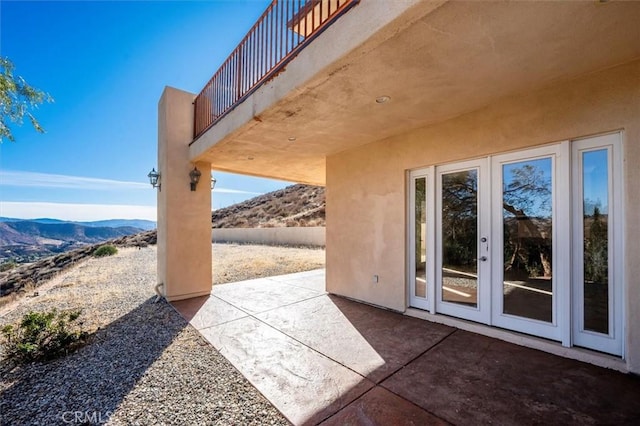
<box><xmin>0</xmin><ymin>231</ymin><xmax>156</xmax><ymax>308</ymax></box>
<box><xmin>1</xmin><ymin>245</ymin><xmax>308</xmax><ymax>425</ymax></box>
<box><xmin>213</xmin><ymin>243</ymin><xmax>325</xmax><ymax>284</ymax></box>
<box><xmin>212</xmin><ymin>184</ymin><xmax>325</xmax><ymax>228</ymax></box>
<box><xmin>1</xmin><ymin>185</ymin><xmax>325</xmax><ymax>303</ymax></box>
<box><xmin>1</xmin><ymin>244</ymin><xmax>325</xmax><ymax>324</ymax></box>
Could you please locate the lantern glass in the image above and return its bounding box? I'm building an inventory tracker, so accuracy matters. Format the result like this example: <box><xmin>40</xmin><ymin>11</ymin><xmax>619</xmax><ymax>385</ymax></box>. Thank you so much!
<box><xmin>189</xmin><ymin>167</ymin><xmax>201</xmax><ymax>191</ymax></box>
<box><xmin>147</xmin><ymin>168</ymin><xmax>160</xmax><ymax>189</ymax></box>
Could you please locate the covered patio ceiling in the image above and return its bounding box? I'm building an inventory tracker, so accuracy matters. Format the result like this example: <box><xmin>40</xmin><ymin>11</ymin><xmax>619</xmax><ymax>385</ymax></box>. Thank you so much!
<box><xmin>190</xmin><ymin>0</ymin><xmax>640</xmax><ymax>186</ymax></box>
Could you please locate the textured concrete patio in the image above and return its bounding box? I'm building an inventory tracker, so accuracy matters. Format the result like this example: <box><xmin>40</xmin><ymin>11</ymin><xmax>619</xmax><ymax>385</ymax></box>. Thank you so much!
<box><xmin>172</xmin><ymin>269</ymin><xmax>640</xmax><ymax>425</ymax></box>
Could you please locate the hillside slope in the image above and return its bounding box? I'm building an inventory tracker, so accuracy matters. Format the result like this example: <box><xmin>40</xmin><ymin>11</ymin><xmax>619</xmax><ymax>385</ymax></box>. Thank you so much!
<box><xmin>1</xmin><ymin>185</ymin><xmax>325</xmax><ymax>296</ymax></box>
<box><xmin>212</xmin><ymin>184</ymin><xmax>325</xmax><ymax>228</ymax></box>
<box><xmin>0</xmin><ymin>221</ymin><xmax>142</xmax><ymax>246</ymax></box>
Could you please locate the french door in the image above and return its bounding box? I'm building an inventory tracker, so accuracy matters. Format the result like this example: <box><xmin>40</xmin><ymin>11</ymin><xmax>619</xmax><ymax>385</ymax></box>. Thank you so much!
<box><xmin>490</xmin><ymin>145</ymin><xmax>567</xmax><ymax>342</ymax></box>
<box><xmin>434</xmin><ymin>159</ymin><xmax>491</xmax><ymax>324</ymax></box>
<box><xmin>408</xmin><ymin>133</ymin><xmax>623</xmax><ymax>356</ymax></box>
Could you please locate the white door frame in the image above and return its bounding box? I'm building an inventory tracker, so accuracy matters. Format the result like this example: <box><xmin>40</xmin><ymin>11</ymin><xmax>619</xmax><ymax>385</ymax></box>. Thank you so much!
<box><xmin>489</xmin><ymin>144</ymin><xmax>569</xmax><ymax>343</ymax></box>
<box><xmin>571</xmin><ymin>133</ymin><xmax>624</xmax><ymax>356</ymax></box>
<box><xmin>435</xmin><ymin>158</ymin><xmax>491</xmax><ymax>324</ymax></box>
<box><xmin>407</xmin><ymin>167</ymin><xmax>434</xmax><ymax>311</ymax></box>
<box><xmin>406</xmin><ymin>133</ymin><xmax>623</xmax><ymax>356</ymax></box>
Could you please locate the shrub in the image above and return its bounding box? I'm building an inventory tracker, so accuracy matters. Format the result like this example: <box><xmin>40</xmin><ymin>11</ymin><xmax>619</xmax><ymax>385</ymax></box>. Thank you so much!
<box><xmin>93</xmin><ymin>244</ymin><xmax>118</xmax><ymax>257</ymax></box>
<box><xmin>0</xmin><ymin>259</ymin><xmax>18</xmax><ymax>272</ymax></box>
<box><xmin>1</xmin><ymin>309</ymin><xmax>87</xmax><ymax>363</ymax></box>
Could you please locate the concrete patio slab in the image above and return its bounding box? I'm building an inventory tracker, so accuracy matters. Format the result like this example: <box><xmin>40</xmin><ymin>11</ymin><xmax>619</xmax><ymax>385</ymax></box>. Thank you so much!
<box><xmin>257</xmin><ymin>295</ymin><xmax>455</xmax><ymax>383</ymax></box>
<box><xmin>213</xmin><ymin>276</ymin><xmax>323</xmax><ymax>315</ymax></box>
<box><xmin>200</xmin><ymin>315</ymin><xmax>374</xmax><ymax>425</ymax></box>
<box><xmin>272</xmin><ymin>269</ymin><xmax>326</xmax><ymax>293</ymax></box>
<box><xmin>320</xmin><ymin>387</ymin><xmax>448</xmax><ymax>426</ymax></box>
<box><xmin>382</xmin><ymin>329</ymin><xmax>640</xmax><ymax>425</ymax></box>
<box><xmin>171</xmin><ymin>295</ymin><xmax>247</xmax><ymax>330</ymax></box>
<box><xmin>172</xmin><ymin>269</ymin><xmax>640</xmax><ymax>425</ymax></box>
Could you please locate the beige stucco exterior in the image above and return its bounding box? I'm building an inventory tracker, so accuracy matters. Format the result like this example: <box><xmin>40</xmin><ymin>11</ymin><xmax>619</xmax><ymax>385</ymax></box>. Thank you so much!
<box><xmin>326</xmin><ymin>60</ymin><xmax>640</xmax><ymax>372</ymax></box>
<box><xmin>190</xmin><ymin>0</ymin><xmax>640</xmax><ymax>186</ymax></box>
<box><xmin>157</xmin><ymin>87</ymin><xmax>212</xmax><ymax>301</ymax></box>
<box><xmin>160</xmin><ymin>1</ymin><xmax>640</xmax><ymax>373</ymax></box>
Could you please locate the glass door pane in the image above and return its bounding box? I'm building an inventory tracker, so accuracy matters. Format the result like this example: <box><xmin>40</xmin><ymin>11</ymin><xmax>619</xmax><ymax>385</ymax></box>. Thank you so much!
<box><xmin>572</xmin><ymin>133</ymin><xmax>622</xmax><ymax>356</ymax></box>
<box><xmin>414</xmin><ymin>177</ymin><xmax>427</xmax><ymax>298</ymax></box>
<box><xmin>441</xmin><ymin>170</ymin><xmax>478</xmax><ymax>307</ymax></box>
<box><xmin>501</xmin><ymin>158</ymin><xmax>553</xmax><ymax>322</ymax></box>
<box><xmin>581</xmin><ymin>149</ymin><xmax>609</xmax><ymax>334</ymax></box>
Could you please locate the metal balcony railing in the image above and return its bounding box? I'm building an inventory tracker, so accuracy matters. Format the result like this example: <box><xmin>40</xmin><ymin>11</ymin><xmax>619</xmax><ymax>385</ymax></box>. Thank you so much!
<box><xmin>193</xmin><ymin>0</ymin><xmax>359</xmax><ymax>140</ymax></box>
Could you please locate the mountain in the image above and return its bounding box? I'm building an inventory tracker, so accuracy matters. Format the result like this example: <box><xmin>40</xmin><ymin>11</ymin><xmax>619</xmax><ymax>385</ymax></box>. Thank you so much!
<box><xmin>212</xmin><ymin>184</ymin><xmax>325</xmax><ymax>228</ymax></box>
<box><xmin>0</xmin><ymin>221</ymin><xmax>143</xmax><ymax>246</ymax></box>
<box><xmin>77</xmin><ymin>219</ymin><xmax>156</xmax><ymax>230</ymax></box>
<box><xmin>0</xmin><ymin>221</ymin><xmax>145</xmax><ymax>263</ymax></box>
<box><xmin>0</xmin><ymin>217</ymin><xmax>156</xmax><ymax>231</ymax></box>
<box><xmin>0</xmin><ymin>184</ymin><xmax>322</xmax><ymax>264</ymax></box>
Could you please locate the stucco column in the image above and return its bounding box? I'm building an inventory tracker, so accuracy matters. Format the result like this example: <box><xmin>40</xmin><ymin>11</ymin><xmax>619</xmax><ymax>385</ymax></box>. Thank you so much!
<box><xmin>157</xmin><ymin>86</ymin><xmax>212</xmax><ymax>301</ymax></box>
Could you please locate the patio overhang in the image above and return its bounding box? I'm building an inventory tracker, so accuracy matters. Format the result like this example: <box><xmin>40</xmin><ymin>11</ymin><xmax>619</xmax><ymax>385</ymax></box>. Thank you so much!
<box><xmin>189</xmin><ymin>0</ymin><xmax>640</xmax><ymax>185</ymax></box>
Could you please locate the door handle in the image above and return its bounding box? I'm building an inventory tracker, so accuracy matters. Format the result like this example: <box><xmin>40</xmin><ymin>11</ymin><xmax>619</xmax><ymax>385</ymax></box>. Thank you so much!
<box><xmin>479</xmin><ymin>256</ymin><xmax>488</xmax><ymax>262</ymax></box>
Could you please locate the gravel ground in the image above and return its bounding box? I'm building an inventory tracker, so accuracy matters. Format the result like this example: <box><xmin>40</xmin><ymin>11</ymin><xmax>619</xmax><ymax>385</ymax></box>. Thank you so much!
<box><xmin>0</xmin><ymin>244</ymin><xmax>325</xmax><ymax>425</ymax></box>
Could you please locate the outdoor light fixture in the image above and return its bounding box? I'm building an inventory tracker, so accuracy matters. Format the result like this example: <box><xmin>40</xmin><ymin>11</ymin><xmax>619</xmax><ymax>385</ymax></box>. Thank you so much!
<box><xmin>148</xmin><ymin>168</ymin><xmax>161</xmax><ymax>191</ymax></box>
<box><xmin>189</xmin><ymin>166</ymin><xmax>202</xmax><ymax>191</ymax></box>
<box><xmin>211</xmin><ymin>174</ymin><xmax>217</xmax><ymax>191</ymax></box>
<box><xmin>375</xmin><ymin>95</ymin><xmax>391</xmax><ymax>104</ymax></box>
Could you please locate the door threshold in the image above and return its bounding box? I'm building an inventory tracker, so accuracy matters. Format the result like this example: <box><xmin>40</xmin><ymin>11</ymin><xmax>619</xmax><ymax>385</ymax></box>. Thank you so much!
<box><xmin>404</xmin><ymin>307</ymin><xmax>628</xmax><ymax>373</ymax></box>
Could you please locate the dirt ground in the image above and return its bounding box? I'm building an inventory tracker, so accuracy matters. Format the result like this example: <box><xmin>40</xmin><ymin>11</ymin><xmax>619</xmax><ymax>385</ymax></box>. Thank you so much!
<box><xmin>0</xmin><ymin>243</ymin><xmax>325</xmax><ymax>323</ymax></box>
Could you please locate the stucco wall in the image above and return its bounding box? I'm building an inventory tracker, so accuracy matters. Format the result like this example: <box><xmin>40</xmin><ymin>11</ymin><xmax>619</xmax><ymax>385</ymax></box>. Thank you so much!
<box><xmin>158</xmin><ymin>87</ymin><xmax>213</xmax><ymax>301</ymax></box>
<box><xmin>326</xmin><ymin>60</ymin><xmax>640</xmax><ymax>370</ymax></box>
<box><xmin>212</xmin><ymin>227</ymin><xmax>325</xmax><ymax>247</ymax></box>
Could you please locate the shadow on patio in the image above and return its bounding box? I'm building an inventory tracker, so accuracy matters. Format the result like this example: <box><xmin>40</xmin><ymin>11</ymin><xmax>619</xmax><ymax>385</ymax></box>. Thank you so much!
<box><xmin>172</xmin><ymin>269</ymin><xmax>640</xmax><ymax>425</ymax></box>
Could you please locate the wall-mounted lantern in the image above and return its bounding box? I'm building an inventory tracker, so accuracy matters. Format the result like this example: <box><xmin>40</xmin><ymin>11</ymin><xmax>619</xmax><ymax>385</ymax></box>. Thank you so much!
<box><xmin>189</xmin><ymin>166</ymin><xmax>202</xmax><ymax>191</ymax></box>
<box><xmin>211</xmin><ymin>174</ymin><xmax>217</xmax><ymax>191</ymax></box>
<box><xmin>148</xmin><ymin>168</ymin><xmax>161</xmax><ymax>191</ymax></box>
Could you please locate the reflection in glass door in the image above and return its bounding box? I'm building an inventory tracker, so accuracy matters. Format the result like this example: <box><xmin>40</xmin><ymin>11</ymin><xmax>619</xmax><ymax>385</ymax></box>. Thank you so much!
<box><xmin>581</xmin><ymin>149</ymin><xmax>609</xmax><ymax>334</ymax></box>
<box><xmin>441</xmin><ymin>170</ymin><xmax>478</xmax><ymax>307</ymax></box>
<box><xmin>436</xmin><ymin>159</ymin><xmax>490</xmax><ymax>324</ymax></box>
<box><xmin>572</xmin><ymin>133</ymin><xmax>623</xmax><ymax>356</ymax></box>
<box><xmin>408</xmin><ymin>133</ymin><xmax>622</xmax><ymax>355</ymax></box>
<box><xmin>415</xmin><ymin>177</ymin><xmax>427</xmax><ymax>299</ymax></box>
<box><xmin>501</xmin><ymin>158</ymin><xmax>553</xmax><ymax>323</ymax></box>
<box><xmin>409</xmin><ymin>170</ymin><xmax>431</xmax><ymax>311</ymax></box>
<box><xmin>491</xmin><ymin>145</ymin><xmax>566</xmax><ymax>342</ymax></box>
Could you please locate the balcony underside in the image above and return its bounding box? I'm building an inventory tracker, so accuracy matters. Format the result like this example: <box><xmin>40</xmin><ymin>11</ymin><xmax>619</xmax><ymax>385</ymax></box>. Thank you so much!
<box><xmin>190</xmin><ymin>0</ymin><xmax>640</xmax><ymax>186</ymax></box>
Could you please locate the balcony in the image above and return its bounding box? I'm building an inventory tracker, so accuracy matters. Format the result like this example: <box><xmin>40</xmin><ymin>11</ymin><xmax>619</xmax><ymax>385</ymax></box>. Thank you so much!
<box><xmin>188</xmin><ymin>0</ymin><xmax>640</xmax><ymax>186</ymax></box>
<box><xmin>193</xmin><ymin>0</ymin><xmax>359</xmax><ymax>140</ymax></box>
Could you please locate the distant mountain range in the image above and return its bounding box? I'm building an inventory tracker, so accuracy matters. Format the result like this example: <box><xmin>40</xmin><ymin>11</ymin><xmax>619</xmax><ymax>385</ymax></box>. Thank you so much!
<box><xmin>0</xmin><ymin>218</ymin><xmax>156</xmax><ymax>262</ymax></box>
<box><xmin>0</xmin><ymin>184</ymin><xmax>325</xmax><ymax>264</ymax></box>
<box><xmin>0</xmin><ymin>217</ymin><xmax>157</xmax><ymax>231</ymax></box>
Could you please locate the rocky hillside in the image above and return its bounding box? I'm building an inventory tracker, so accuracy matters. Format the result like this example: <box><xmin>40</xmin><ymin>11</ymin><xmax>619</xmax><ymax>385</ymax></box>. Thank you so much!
<box><xmin>0</xmin><ymin>184</ymin><xmax>326</xmax><ymax>299</ymax></box>
<box><xmin>0</xmin><ymin>221</ymin><xmax>142</xmax><ymax>246</ymax></box>
<box><xmin>212</xmin><ymin>184</ymin><xmax>325</xmax><ymax>228</ymax></box>
<box><xmin>0</xmin><ymin>231</ymin><xmax>156</xmax><ymax>298</ymax></box>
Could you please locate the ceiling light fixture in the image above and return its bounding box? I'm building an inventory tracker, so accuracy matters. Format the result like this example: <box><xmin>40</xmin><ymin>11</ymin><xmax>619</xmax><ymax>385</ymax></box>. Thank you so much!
<box><xmin>288</xmin><ymin>136</ymin><xmax>297</xmax><ymax>142</ymax></box>
<box><xmin>375</xmin><ymin>95</ymin><xmax>391</xmax><ymax>104</ymax></box>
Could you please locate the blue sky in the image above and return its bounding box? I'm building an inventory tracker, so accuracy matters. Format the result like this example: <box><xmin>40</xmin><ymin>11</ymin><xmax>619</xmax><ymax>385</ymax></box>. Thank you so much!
<box><xmin>0</xmin><ymin>0</ymin><xmax>291</xmax><ymax>221</ymax></box>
